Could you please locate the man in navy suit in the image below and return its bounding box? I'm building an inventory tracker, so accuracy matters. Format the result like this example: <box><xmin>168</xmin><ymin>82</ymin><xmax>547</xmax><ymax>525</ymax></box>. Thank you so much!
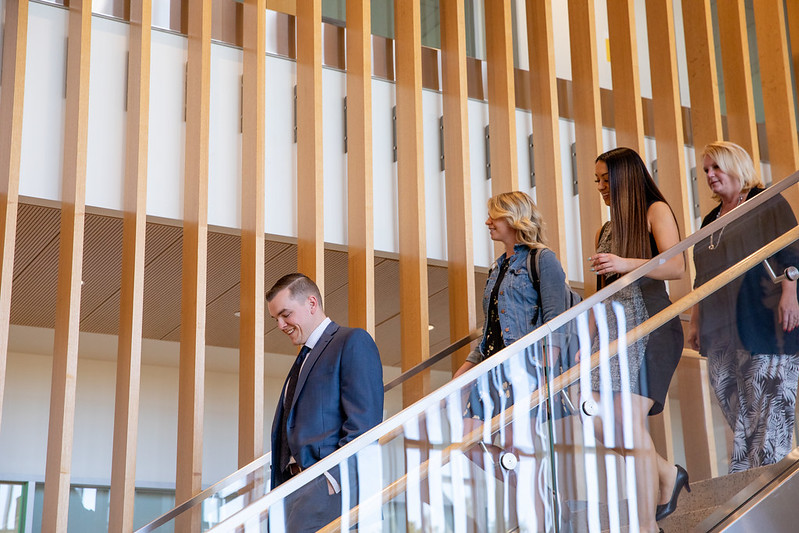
<box><xmin>267</xmin><ymin>273</ymin><xmax>383</xmax><ymax>532</ymax></box>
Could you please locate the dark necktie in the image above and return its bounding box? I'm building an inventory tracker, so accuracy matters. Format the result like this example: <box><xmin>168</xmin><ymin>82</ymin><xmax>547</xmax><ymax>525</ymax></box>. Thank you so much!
<box><xmin>279</xmin><ymin>345</ymin><xmax>310</xmax><ymax>473</ymax></box>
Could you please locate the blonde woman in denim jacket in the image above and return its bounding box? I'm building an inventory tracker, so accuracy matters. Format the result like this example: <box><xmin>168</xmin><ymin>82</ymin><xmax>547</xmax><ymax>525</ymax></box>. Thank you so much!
<box><xmin>453</xmin><ymin>192</ymin><xmax>569</xmax><ymax>513</ymax></box>
<box><xmin>454</xmin><ymin>191</ymin><xmax>569</xmax><ymax>382</ymax></box>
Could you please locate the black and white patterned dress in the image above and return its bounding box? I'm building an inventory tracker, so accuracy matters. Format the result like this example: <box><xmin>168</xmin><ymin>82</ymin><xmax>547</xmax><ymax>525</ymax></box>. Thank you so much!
<box><xmin>592</xmin><ymin>221</ymin><xmax>684</xmax><ymax>415</ymax></box>
<box><xmin>694</xmin><ymin>188</ymin><xmax>799</xmax><ymax>472</ymax></box>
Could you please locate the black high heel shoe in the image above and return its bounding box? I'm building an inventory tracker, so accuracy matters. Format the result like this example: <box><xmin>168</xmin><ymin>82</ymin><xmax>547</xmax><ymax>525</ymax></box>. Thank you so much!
<box><xmin>656</xmin><ymin>464</ymin><xmax>691</xmax><ymax>521</ymax></box>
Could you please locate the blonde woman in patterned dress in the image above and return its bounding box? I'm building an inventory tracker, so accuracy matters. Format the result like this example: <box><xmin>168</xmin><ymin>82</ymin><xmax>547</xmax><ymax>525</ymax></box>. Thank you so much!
<box><xmin>688</xmin><ymin>141</ymin><xmax>799</xmax><ymax>472</ymax></box>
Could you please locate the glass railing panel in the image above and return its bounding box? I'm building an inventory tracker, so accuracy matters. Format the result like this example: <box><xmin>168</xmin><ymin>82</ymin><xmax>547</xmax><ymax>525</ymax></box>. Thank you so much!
<box><xmin>205</xmin><ymin>332</ymin><xmax>567</xmax><ymax>532</ymax></box>
<box><xmin>145</xmin><ymin>173</ymin><xmax>799</xmax><ymax>532</ymax></box>
<box><xmin>137</xmin><ymin>330</ymin><xmax>479</xmax><ymax>532</ymax></box>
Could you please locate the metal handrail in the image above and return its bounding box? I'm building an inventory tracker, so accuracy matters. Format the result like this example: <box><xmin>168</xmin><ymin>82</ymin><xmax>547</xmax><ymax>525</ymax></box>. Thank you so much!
<box><xmin>383</xmin><ymin>329</ymin><xmax>482</xmax><ymax>392</ymax></box>
<box><xmin>134</xmin><ymin>329</ymin><xmax>481</xmax><ymax>532</ymax></box>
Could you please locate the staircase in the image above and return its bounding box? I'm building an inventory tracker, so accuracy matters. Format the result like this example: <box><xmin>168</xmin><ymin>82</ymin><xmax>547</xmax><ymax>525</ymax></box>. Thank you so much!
<box><xmin>563</xmin><ymin>462</ymin><xmax>785</xmax><ymax>532</ymax></box>
<box><xmin>659</xmin><ymin>463</ymin><xmax>784</xmax><ymax>532</ymax></box>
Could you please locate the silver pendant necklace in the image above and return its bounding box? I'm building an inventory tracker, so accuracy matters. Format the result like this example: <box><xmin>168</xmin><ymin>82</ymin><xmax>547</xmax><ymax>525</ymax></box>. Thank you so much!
<box><xmin>708</xmin><ymin>194</ymin><xmax>744</xmax><ymax>250</ymax></box>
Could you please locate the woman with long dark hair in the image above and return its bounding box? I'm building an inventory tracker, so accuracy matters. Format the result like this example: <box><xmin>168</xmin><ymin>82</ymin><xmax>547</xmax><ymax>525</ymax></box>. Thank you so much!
<box><xmin>588</xmin><ymin>147</ymin><xmax>687</xmax><ymax>531</ymax></box>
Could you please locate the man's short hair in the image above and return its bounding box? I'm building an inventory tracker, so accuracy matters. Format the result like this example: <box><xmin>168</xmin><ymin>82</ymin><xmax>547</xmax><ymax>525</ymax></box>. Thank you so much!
<box><xmin>266</xmin><ymin>273</ymin><xmax>324</xmax><ymax>309</ymax></box>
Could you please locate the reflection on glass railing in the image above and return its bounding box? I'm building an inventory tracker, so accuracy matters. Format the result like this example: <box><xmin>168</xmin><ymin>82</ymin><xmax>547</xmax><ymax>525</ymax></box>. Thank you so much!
<box><xmin>196</xmin><ymin>173</ymin><xmax>799</xmax><ymax>532</ymax></box>
<box><xmin>202</xmin><ymin>326</ymin><xmax>577</xmax><ymax>532</ymax></box>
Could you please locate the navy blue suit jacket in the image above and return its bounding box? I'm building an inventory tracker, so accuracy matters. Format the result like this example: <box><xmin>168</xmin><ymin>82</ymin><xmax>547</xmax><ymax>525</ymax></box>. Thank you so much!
<box><xmin>270</xmin><ymin>321</ymin><xmax>383</xmax><ymax>488</ymax></box>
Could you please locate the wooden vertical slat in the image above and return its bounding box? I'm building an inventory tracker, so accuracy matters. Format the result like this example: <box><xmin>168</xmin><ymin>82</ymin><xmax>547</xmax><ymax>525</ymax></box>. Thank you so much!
<box><xmin>646</xmin><ymin>0</ymin><xmax>693</xmax><ymax>298</ymax></box>
<box><xmin>484</xmin><ymin>0</ymin><xmax>518</xmax><ymax>195</ymax></box>
<box><xmin>266</xmin><ymin>0</ymin><xmax>296</xmax><ymax>16</ymax></box>
<box><xmin>0</xmin><ymin>0</ymin><xmax>28</xmax><ymax>432</ymax></box>
<box><xmin>676</xmin><ymin>352</ymin><xmax>719</xmax><ymax>481</ymax></box>
<box><xmin>395</xmin><ymin>0</ymin><xmax>430</xmax><ymax>405</ymax></box>
<box><xmin>681</xmin><ymin>0</ymin><xmax>723</xmax><ymax>217</ymax></box>
<box><xmin>109</xmin><ymin>1</ymin><xmax>152</xmax><ymax>531</ymax></box>
<box><xmin>42</xmin><ymin>0</ymin><xmax>92</xmax><ymax>530</ymax></box>
<box><xmin>752</xmin><ymin>0</ymin><xmax>799</xmax><ymax>204</ymax></box>
<box><xmin>526</xmin><ymin>0</ymin><xmax>566</xmax><ymax>265</ymax></box>
<box><xmin>346</xmin><ymin>0</ymin><xmax>375</xmax><ymax>335</ymax></box>
<box><xmin>440</xmin><ymin>0</ymin><xmax>475</xmax><ymax>372</ymax></box>
<box><xmin>716</xmin><ymin>0</ymin><xmax>761</xmax><ymax>168</ymax></box>
<box><xmin>568</xmin><ymin>0</ymin><xmax>605</xmax><ymax>296</ymax></box>
<box><xmin>176</xmin><ymin>1</ymin><xmax>211</xmax><ymax>530</ymax></box>
<box><xmin>239</xmin><ymin>0</ymin><xmax>266</xmax><ymax>467</ymax></box>
<box><xmin>296</xmin><ymin>0</ymin><xmax>324</xmax><ymax>292</ymax></box>
<box><xmin>605</xmin><ymin>0</ymin><xmax>645</xmax><ymax>154</ymax></box>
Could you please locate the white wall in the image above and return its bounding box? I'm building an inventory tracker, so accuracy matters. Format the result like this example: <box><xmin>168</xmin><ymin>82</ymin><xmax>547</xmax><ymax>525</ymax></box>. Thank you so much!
<box><xmin>19</xmin><ymin>1</ymin><xmax>68</xmax><ymax>202</ymax></box>
<box><xmin>0</xmin><ymin>328</ymin><xmax>263</xmax><ymax>487</ymax></box>
<box><xmin>0</xmin><ymin>326</ymin><xmax>442</xmax><ymax>489</ymax></box>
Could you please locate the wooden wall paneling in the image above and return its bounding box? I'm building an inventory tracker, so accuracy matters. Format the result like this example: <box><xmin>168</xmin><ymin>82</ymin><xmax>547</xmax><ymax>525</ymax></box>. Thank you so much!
<box><xmin>466</xmin><ymin>57</ymin><xmax>484</xmax><ymax>100</ymax></box>
<box><xmin>296</xmin><ymin>0</ymin><xmax>324</xmax><ymax>292</ymax></box>
<box><xmin>176</xmin><ymin>1</ymin><xmax>212</xmax><ymax>530</ymax></box>
<box><xmin>484</xmin><ymin>0</ymin><xmax>518</xmax><ymax>195</ymax></box>
<box><xmin>645</xmin><ymin>0</ymin><xmax>693</xmax><ymax>299</ymax></box>
<box><xmin>346</xmin><ymin>0</ymin><xmax>375</xmax><ymax>334</ymax></box>
<box><xmin>0</xmin><ymin>0</ymin><xmax>28</xmax><ymax>432</ymax></box>
<box><xmin>676</xmin><ymin>352</ymin><xmax>718</xmax><ymax>481</ymax></box>
<box><xmin>440</xmin><ymin>0</ymin><xmax>476</xmax><ymax>372</ymax></box>
<box><xmin>267</xmin><ymin>0</ymin><xmax>296</xmax><ymax>16</ymax></box>
<box><xmin>752</xmin><ymin>0</ymin><xmax>799</xmax><ymax>205</ymax></box>
<box><xmin>394</xmin><ymin>0</ymin><xmax>430</xmax><ymax>404</ymax></box>
<box><xmin>239</xmin><ymin>0</ymin><xmax>266</xmax><ymax>467</ymax></box>
<box><xmin>212</xmin><ymin>0</ymin><xmax>242</xmax><ymax>46</ymax></box>
<box><xmin>567</xmin><ymin>0</ymin><xmax>606</xmax><ymax>296</ymax></box>
<box><xmin>109</xmin><ymin>1</ymin><xmax>152</xmax><ymax>531</ymax></box>
<box><xmin>42</xmin><ymin>0</ymin><xmax>92</xmax><ymax>530</ymax></box>
<box><xmin>681</xmin><ymin>0</ymin><xmax>723</xmax><ymax>216</ymax></box>
<box><xmin>526</xmin><ymin>0</ymin><xmax>567</xmax><ymax>266</ymax></box>
<box><xmin>373</xmin><ymin>35</ymin><xmax>395</xmax><ymax>81</ymax></box>
<box><xmin>716</xmin><ymin>0</ymin><xmax>761</xmax><ymax>169</ymax></box>
<box><xmin>605</xmin><ymin>0</ymin><xmax>645</xmax><ymax>154</ymax></box>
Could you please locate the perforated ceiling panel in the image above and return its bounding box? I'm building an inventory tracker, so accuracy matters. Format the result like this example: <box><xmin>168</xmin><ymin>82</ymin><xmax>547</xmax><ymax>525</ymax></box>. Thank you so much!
<box><xmin>8</xmin><ymin>202</ymin><xmax>484</xmax><ymax>366</ymax></box>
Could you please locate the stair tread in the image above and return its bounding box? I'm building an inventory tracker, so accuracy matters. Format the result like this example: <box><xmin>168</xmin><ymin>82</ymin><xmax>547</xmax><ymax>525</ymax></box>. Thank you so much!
<box><xmin>564</xmin><ymin>462</ymin><xmax>787</xmax><ymax>533</ymax></box>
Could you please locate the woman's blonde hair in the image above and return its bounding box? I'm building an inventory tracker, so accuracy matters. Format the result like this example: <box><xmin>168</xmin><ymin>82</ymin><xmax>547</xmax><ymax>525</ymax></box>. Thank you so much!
<box><xmin>486</xmin><ymin>191</ymin><xmax>547</xmax><ymax>249</ymax></box>
<box><xmin>702</xmin><ymin>141</ymin><xmax>763</xmax><ymax>201</ymax></box>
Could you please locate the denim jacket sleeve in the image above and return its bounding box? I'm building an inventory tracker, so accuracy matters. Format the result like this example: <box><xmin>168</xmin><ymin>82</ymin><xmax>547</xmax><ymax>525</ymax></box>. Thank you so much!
<box><xmin>537</xmin><ymin>248</ymin><xmax>568</xmax><ymax>324</ymax></box>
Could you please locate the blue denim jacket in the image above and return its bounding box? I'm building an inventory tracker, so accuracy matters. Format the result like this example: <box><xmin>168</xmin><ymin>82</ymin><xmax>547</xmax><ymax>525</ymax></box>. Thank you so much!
<box><xmin>467</xmin><ymin>244</ymin><xmax>568</xmax><ymax>364</ymax></box>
